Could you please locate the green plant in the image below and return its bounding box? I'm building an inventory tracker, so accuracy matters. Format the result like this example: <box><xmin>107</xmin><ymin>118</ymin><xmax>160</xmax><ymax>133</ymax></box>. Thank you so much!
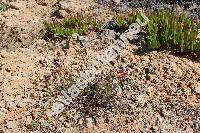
<box><xmin>44</xmin><ymin>12</ymin><xmax>139</xmax><ymax>38</ymax></box>
<box><xmin>146</xmin><ymin>10</ymin><xmax>200</xmax><ymax>53</ymax></box>
<box><xmin>54</xmin><ymin>77</ymin><xmax>76</xmax><ymax>91</ymax></box>
<box><xmin>26</xmin><ymin>121</ymin><xmax>40</xmax><ymax>131</ymax></box>
<box><xmin>115</xmin><ymin>15</ymin><xmax>125</xmax><ymax>26</ymax></box>
<box><xmin>44</xmin><ymin>16</ymin><xmax>102</xmax><ymax>38</ymax></box>
<box><xmin>0</xmin><ymin>1</ymin><xmax>7</xmax><ymax>12</ymax></box>
<box><xmin>127</xmin><ymin>12</ymin><xmax>138</xmax><ymax>25</ymax></box>
<box><xmin>80</xmin><ymin>75</ymin><xmax>119</xmax><ymax>108</ymax></box>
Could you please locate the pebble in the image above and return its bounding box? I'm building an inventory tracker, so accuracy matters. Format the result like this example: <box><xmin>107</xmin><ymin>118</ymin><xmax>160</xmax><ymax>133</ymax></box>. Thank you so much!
<box><xmin>52</xmin><ymin>102</ymin><xmax>65</xmax><ymax>115</ymax></box>
<box><xmin>194</xmin><ymin>83</ymin><xmax>200</xmax><ymax>94</ymax></box>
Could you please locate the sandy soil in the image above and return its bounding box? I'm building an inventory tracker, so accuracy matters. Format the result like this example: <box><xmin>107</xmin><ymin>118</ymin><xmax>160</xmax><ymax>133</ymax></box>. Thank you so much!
<box><xmin>0</xmin><ymin>0</ymin><xmax>199</xmax><ymax>132</ymax></box>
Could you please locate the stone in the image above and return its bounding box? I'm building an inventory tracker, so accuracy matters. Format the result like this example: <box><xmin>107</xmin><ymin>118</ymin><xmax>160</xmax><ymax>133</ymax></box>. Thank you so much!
<box><xmin>86</xmin><ymin>117</ymin><xmax>93</xmax><ymax>128</ymax></box>
<box><xmin>16</xmin><ymin>98</ymin><xmax>28</xmax><ymax>108</ymax></box>
<box><xmin>57</xmin><ymin>95</ymin><xmax>72</xmax><ymax>105</ymax></box>
<box><xmin>59</xmin><ymin>0</ymin><xmax>74</xmax><ymax>10</ymax></box>
<box><xmin>52</xmin><ymin>102</ymin><xmax>65</xmax><ymax>115</ymax></box>
<box><xmin>194</xmin><ymin>83</ymin><xmax>200</xmax><ymax>94</ymax></box>
<box><xmin>58</xmin><ymin>10</ymin><xmax>68</xmax><ymax>18</ymax></box>
<box><xmin>0</xmin><ymin>107</ymin><xmax>7</xmax><ymax>117</ymax></box>
<box><xmin>72</xmin><ymin>33</ymin><xmax>80</xmax><ymax>40</ymax></box>
<box><xmin>136</xmin><ymin>94</ymin><xmax>148</xmax><ymax>106</ymax></box>
<box><xmin>113</xmin><ymin>0</ymin><xmax>121</xmax><ymax>4</ymax></box>
<box><xmin>60</xmin><ymin>39</ymin><xmax>70</xmax><ymax>50</ymax></box>
<box><xmin>121</xmin><ymin>25</ymin><xmax>141</xmax><ymax>43</ymax></box>
<box><xmin>103</xmin><ymin>29</ymin><xmax>118</xmax><ymax>39</ymax></box>
<box><xmin>78</xmin><ymin>36</ymin><xmax>89</xmax><ymax>46</ymax></box>
<box><xmin>35</xmin><ymin>0</ymin><xmax>48</xmax><ymax>6</ymax></box>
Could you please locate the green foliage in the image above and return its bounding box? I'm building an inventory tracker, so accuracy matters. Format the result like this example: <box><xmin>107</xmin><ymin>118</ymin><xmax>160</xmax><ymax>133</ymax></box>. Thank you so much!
<box><xmin>44</xmin><ymin>16</ymin><xmax>102</xmax><ymax>37</ymax></box>
<box><xmin>0</xmin><ymin>1</ymin><xmax>7</xmax><ymax>12</ymax></box>
<box><xmin>127</xmin><ymin>13</ymin><xmax>138</xmax><ymax>25</ymax></box>
<box><xmin>26</xmin><ymin>121</ymin><xmax>40</xmax><ymax>131</ymax></box>
<box><xmin>44</xmin><ymin>12</ymin><xmax>139</xmax><ymax>38</ymax></box>
<box><xmin>115</xmin><ymin>15</ymin><xmax>125</xmax><ymax>26</ymax></box>
<box><xmin>146</xmin><ymin>10</ymin><xmax>200</xmax><ymax>53</ymax></box>
<box><xmin>44</xmin><ymin>11</ymin><xmax>200</xmax><ymax>53</ymax></box>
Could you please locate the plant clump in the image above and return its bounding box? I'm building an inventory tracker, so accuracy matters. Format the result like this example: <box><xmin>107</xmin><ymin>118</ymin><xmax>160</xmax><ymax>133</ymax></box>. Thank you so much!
<box><xmin>44</xmin><ymin>12</ymin><xmax>140</xmax><ymax>38</ymax></box>
<box><xmin>44</xmin><ymin>16</ymin><xmax>102</xmax><ymax>38</ymax></box>
<box><xmin>44</xmin><ymin>10</ymin><xmax>200</xmax><ymax>53</ymax></box>
<box><xmin>77</xmin><ymin>75</ymin><xmax>120</xmax><ymax>116</ymax></box>
<box><xmin>146</xmin><ymin>10</ymin><xmax>200</xmax><ymax>53</ymax></box>
<box><xmin>0</xmin><ymin>1</ymin><xmax>7</xmax><ymax>12</ymax></box>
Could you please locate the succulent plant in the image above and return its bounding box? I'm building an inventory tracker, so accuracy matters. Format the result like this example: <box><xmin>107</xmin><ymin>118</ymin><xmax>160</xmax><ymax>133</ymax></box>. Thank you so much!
<box><xmin>146</xmin><ymin>10</ymin><xmax>200</xmax><ymax>53</ymax></box>
<box><xmin>44</xmin><ymin>16</ymin><xmax>102</xmax><ymax>38</ymax></box>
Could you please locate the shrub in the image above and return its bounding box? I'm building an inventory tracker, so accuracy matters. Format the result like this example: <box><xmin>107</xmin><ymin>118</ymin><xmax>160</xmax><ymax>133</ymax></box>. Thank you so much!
<box><xmin>80</xmin><ymin>75</ymin><xmax>118</xmax><ymax>108</ymax></box>
<box><xmin>146</xmin><ymin>10</ymin><xmax>200</xmax><ymax>53</ymax></box>
<box><xmin>63</xmin><ymin>74</ymin><xmax>120</xmax><ymax>117</ymax></box>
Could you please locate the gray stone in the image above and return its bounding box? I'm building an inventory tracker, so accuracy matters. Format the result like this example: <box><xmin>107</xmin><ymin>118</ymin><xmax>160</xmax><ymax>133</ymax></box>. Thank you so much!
<box><xmin>78</xmin><ymin>36</ymin><xmax>89</xmax><ymax>46</ymax></box>
<box><xmin>52</xmin><ymin>102</ymin><xmax>65</xmax><ymax>115</ymax></box>
<box><xmin>58</xmin><ymin>95</ymin><xmax>72</xmax><ymax>105</ymax></box>
<box><xmin>16</xmin><ymin>98</ymin><xmax>28</xmax><ymax>108</ymax></box>
<box><xmin>59</xmin><ymin>0</ymin><xmax>73</xmax><ymax>10</ymax></box>
<box><xmin>86</xmin><ymin>117</ymin><xmax>93</xmax><ymax>127</ymax></box>
<box><xmin>72</xmin><ymin>33</ymin><xmax>80</xmax><ymax>40</ymax></box>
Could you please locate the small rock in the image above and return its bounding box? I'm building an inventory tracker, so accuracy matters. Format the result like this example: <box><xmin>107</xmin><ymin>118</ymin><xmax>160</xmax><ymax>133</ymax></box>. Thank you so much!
<box><xmin>58</xmin><ymin>10</ymin><xmax>68</xmax><ymax>18</ymax></box>
<box><xmin>73</xmin><ymin>112</ymin><xmax>81</xmax><ymax>123</ymax></box>
<box><xmin>61</xmin><ymin>40</ymin><xmax>70</xmax><ymax>50</ymax></box>
<box><xmin>35</xmin><ymin>0</ymin><xmax>48</xmax><ymax>6</ymax></box>
<box><xmin>39</xmin><ymin>118</ymin><xmax>49</xmax><ymax>127</ymax></box>
<box><xmin>136</xmin><ymin>94</ymin><xmax>148</xmax><ymax>106</ymax></box>
<box><xmin>194</xmin><ymin>83</ymin><xmax>200</xmax><ymax>94</ymax></box>
<box><xmin>86</xmin><ymin>117</ymin><xmax>93</xmax><ymax>128</ymax></box>
<box><xmin>197</xmin><ymin>30</ymin><xmax>200</xmax><ymax>39</ymax></box>
<box><xmin>72</xmin><ymin>33</ymin><xmax>80</xmax><ymax>40</ymax></box>
<box><xmin>113</xmin><ymin>0</ymin><xmax>121</xmax><ymax>4</ymax></box>
<box><xmin>145</xmin><ymin>65</ymin><xmax>156</xmax><ymax>74</ymax></box>
<box><xmin>52</xmin><ymin>102</ymin><xmax>65</xmax><ymax>115</ymax></box>
<box><xmin>78</xmin><ymin>36</ymin><xmax>89</xmax><ymax>46</ymax></box>
<box><xmin>34</xmin><ymin>39</ymin><xmax>46</xmax><ymax>47</ymax></box>
<box><xmin>103</xmin><ymin>29</ymin><xmax>117</xmax><ymax>39</ymax></box>
<box><xmin>59</xmin><ymin>0</ymin><xmax>75</xmax><ymax>11</ymax></box>
<box><xmin>122</xmin><ymin>25</ymin><xmax>141</xmax><ymax>42</ymax></box>
<box><xmin>16</xmin><ymin>98</ymin><xmax>28</xmax><ymax>108</ymax></box>
<box><xmin>0</xmin><ymin>107</ymin><xmax>7</xmax><ymax>117</ymax></box>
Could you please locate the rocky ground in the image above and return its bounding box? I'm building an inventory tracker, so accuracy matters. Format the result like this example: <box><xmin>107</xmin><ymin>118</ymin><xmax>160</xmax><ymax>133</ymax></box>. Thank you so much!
<box><xmin>0</xmin><ymin>0</ymin><xmax>199</xmax><ymax>132</ymax></box>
